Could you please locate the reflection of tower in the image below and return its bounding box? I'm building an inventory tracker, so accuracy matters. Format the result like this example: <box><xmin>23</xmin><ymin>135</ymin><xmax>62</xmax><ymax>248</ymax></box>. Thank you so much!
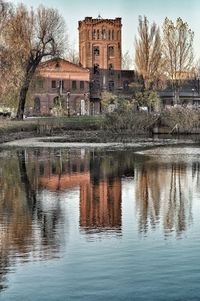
<box><xmin>80</xmin><ymin>178</ymin><xmax>122</xmax><ymax>232</ymax></box>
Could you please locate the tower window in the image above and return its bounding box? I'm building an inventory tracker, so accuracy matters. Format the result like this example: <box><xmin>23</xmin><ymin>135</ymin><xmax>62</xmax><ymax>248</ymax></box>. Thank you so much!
<box><xmin>112</xmin><ymin>30</ymin><xmax>114</xmax><ymax>40</ymax></box>
<box><xmin>117</xmin><ymin>30</ymin><xmax>120</xmax><ymax>40</ymax></box>
<box><xmin>108</xmin><ymin>46</ymin><xmax>114</xmax><ymax>57</ymax></box>
<box><xmin>94</xmin><ymin>64</ymin><xmax>100</xmax><ymax>75</ymax></box>
<box><xmin>109</xmin><ymin>64</ymin><xmax>114</xmax><ymax>75</ymax></box>
<box><xmin>102</xmin><ymin>29</ymin><xmax>106</xmax><ymax>39</ymax></box>
<box><xmin>93</xmin><ymin>46</ymin><xmax>100</xmax><ymax>56</ymax></box>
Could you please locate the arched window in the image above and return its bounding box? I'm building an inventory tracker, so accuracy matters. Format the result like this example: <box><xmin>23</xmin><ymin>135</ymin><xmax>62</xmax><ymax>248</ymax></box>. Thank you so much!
<box><xmin>112</xmin><ymin>30</ymin><xmax>114</xmax><ymax>40</ymax></box>
<box><xmin>93</xmin><ymin>46</ymin><xmax>100</xmax><ymax>57</ymax></box>
<box><xmin>93</xmin><ymin>29</ymin><xmax>96</xmax><ymax>40</ymax></box>
<box><xmin>102</xmin><ymin>29</ymin><xmax>106</xmax><ymax>39</ymax></box>
<box><xmin>34</xmin><ymin>97</ymin><xmax>41</xmax><ymax>113</ymax></box>
<box><xmin>109</xmin><ymin>64</ymin><xmax>114</xmax><ymax>75</ymax></box>
<box><xmin>108</xmin><ymin>46</ymin><xmax>114</xmax><ymax>57</ymax></box>
<box><xmin>93</xmin><ymin>64</ymin><xmax>100</xmax><ymax>74</ymax></box>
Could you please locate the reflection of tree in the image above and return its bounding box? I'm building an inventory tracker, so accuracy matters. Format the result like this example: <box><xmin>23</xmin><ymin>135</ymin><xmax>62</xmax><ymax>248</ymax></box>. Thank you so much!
<box><xmin>0</xmin><ymin>150</ymin><xmax>64</xmax><ymax>290</ymax></box>
<box><xmin>192</xmin><ymin>162</ymin><xmax>200</xmax><ymax>190</ymax></box>
<box><xmin>136</xmin><ymin>164</ymin><xmax>161</xmax><ymax>233</ymax></box>
<box><xmin>164</xmin><ymin>163</ymin><xmax>192</xmax><ymax>236</ymax></box>
<box><xmin>136</xmin><ymin>160</ymin><xmax>193</xmax><ymax>237</ymax></box>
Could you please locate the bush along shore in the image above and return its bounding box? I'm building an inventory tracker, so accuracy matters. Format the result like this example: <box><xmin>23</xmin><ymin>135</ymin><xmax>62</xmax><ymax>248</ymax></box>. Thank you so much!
<box><xmin>1</xmin><ymin>107</ymin><xmax>200</xmax><ymax>144</ymax></box>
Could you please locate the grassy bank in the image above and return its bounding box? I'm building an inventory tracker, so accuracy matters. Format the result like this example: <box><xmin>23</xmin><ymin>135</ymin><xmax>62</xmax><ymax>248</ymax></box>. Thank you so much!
<box><xmin>1</xmin><ymin>107</ymin><xmax>200</xmax><ymax>144</ymax></box>
<box><xmin>0</xmin><ymin>116</ymin><xmax>103</xmax><ymax>133</ymax></box>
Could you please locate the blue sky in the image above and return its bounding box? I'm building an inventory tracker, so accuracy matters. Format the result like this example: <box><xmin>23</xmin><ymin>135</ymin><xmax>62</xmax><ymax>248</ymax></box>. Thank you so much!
<box><xmin>11</xmin><ymin>0</ymin><xmax>200</xmax><ymax>61</ymax></box>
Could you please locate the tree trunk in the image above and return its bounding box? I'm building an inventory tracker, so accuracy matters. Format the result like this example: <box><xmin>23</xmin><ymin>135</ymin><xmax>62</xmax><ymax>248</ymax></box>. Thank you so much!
<box><xmin>16</xmin><ymin>60</ymin><xmax>39</xmax><ymax>120</ymax></box>
<box><xmin>16</xmin><ymin>80</ymin><xmax>30</xmax><ymax>120</ymax></box>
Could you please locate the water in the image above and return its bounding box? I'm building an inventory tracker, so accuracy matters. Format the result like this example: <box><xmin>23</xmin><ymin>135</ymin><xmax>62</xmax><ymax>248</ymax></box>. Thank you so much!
<box><xmin>0</xmin><ymin>145</ymin><xmax>200</xmax><ymax>300</ymax></box>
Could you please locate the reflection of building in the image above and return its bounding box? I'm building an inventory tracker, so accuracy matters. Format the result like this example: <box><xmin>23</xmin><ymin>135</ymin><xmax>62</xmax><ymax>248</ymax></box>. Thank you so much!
<box><xmin>32</xmin><ymin>58</ymin><xmax>90</xmax><ymax>116</ymax></box>
<box><xmin>32</xmin><ymin>149</ymin><xmax>122</xmax><ymax>233</ymax></box>
<box><xmin>80</xmin><ymin>178</ymin><xmax>122</xmax><ymax>231</ymax></box>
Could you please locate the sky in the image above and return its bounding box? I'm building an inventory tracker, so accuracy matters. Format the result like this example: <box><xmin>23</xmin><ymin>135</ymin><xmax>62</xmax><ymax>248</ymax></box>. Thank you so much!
<box><xmin>11</xmin><ymin>0</ymin><xmax>200</xmax><ymax>62</ymax></box>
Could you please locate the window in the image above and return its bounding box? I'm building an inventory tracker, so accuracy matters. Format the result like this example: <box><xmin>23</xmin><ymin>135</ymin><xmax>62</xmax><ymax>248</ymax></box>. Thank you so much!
<box><xmin>93</xmin><ymin>64</ymin><xmax>100</xmax><ymax>75</ymax></box>
<box><xmin>97</xmin><ymin>29</ymin><xmax>100</xmax><ymax>40</ymax></box>
<box><xmin>102</xmin><ymin>29</ymin><xmax>106</xmax><ymax>39</ymax></box>
<box><xmin>93</xmin><ymin>46</ymin><xmax>100</xmax><ymax>57</ymax></box>
<box><xmin>108</xmin><ymin>46</ymin><xmax>114</xmax><ymax>57</ymax></box>
<box><xmin>58</xmin><ymin>80</ymin><xmax>64</xmax><ymax>90</ymax></box>
<box><xmin>55</xmin><ymin>61</ymin><xmax>60</xmax><ymax>68</ymax></box>
<box><xmin>80</xmin><ymin>81</ymin><xmax>84</xmax><ymax>90</ymax></box>
<box><xmin>117</xmin><ymin>30</ymin><xmax>120</xmax><ymax>40</ymax></box>
<box><xmin>108</xmin><ymin>80</ymin><xmax>114</xmax><ymax>91</ymax></box>
<box><xmin>51</xmin><ymin>80</ymin><xmax>56</xmax><ymax>89</ymax></box>
<box><xmin>108</xmin><ymin>30</ymin><xmax>111</xmax><ymax>40</ymax></box>
<box><xmin>109</xmin><ymin>64</ymin><xmax>114</xmax><ymax>75</ymax></box>
<box><xmin>112</xmin><ymin>30</ymin><xmax>114</xmax><ymax>40</ymax></box>
<box><xmin>62</xmin><ymin>80</ymin><xmax>64</xmax><ymax>89</ymax></box>
<box><xmin>72</xmin><ymin>80</ymin><xmax>77</xmax><ymax>90</ymax></box>
<box><xmin>93</xmin><ymin>29</ymin><xmax>96</xmax><ymax>40</ymax></box>
<box><xmin>34</xmin><ymin>97</ymin><xmax>41</xmax><ymax>113</ymax></box>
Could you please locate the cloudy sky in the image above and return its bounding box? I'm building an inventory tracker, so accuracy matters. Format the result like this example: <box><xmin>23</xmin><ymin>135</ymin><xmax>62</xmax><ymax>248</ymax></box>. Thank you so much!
<box><xmin>11</xmin><ymin>0</ymin><xmax>200</xmax><ymax>61</ymax></box>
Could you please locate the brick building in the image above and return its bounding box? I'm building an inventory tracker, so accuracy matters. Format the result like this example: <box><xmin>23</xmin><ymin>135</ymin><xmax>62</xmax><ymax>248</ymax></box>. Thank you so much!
<box><xmin>32</xmin><ymin>16</ymin><xmax>137</xmax><ymax>116</ymax></box>
<box><xmin>78</xmin><ymin>16</ymin><xmax>136</xmax><ymax>114</ymax></box>
<box><xmin>31</xmin><ymin>58</ymin><xmax>90</xmax><ymax>116</ymax></box>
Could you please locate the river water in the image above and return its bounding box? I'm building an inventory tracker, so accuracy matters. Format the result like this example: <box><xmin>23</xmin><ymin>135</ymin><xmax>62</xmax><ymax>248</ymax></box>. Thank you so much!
<box><xmin>0</xmin><ymin>140</ymin><xmax>200</xmax><ymax>300</ymax></box>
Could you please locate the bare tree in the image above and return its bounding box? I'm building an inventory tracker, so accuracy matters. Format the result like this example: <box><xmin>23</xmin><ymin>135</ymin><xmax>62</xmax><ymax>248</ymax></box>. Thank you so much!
<box><xmin>2</xmin><ymin>4</ymin><xmax>66</xmax><ymax>119</ymax></box>
<box><xmin>65</xmin><ymin>40</ymin><xmax>79</xmax><ymax>65</ymax></box>
<box><xmin>135</xmin><ymin>16</ymin><xmax>162</xmax><ymax>89</ymax></box>
<box><xmin>0</xmin><ymin>1</ymin><xmax>18</xmax><ymax>102</ymax></box>
<box><xmin>122</xmin><ymin>50</ymin><xmax>133</xmax><ymax>70</ymax></box>
<box><xmin>162</xmin><ymin>17</ymin><xmax>194</xmax><ymax>81</ymax></box>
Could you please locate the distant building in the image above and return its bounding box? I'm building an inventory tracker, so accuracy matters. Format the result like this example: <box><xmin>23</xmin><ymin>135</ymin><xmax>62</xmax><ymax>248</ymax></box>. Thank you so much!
<box><xmin>31</xmin><ymin>58</ymin><xmax>90</xmax><ymax>116</ymax></box>
<box><xmin>158</xmin><ymin>79</ymin><xmax>200</xmax><ymax>108</ymax></box>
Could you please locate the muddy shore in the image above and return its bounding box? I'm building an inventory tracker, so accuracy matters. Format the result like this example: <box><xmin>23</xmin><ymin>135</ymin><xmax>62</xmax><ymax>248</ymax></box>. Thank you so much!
<box><xmin>0</xmin><ymin>129</ymin><xmax>150</xmax><ymax>145</ymax></box>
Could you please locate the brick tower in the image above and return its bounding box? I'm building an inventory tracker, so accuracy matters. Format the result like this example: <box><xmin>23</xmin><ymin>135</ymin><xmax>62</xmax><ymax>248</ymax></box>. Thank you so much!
<box><xmin>78</xmin><ymin>16</ymin><xmax>122</xmax><ymax>71</ymax></box>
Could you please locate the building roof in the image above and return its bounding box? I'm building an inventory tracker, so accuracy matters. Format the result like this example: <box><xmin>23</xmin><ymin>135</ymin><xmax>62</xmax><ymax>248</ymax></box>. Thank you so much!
<box><xmin>39</xmin><ymin>58</ymin><xmax>89</xmax><ymax>73</ymax></box>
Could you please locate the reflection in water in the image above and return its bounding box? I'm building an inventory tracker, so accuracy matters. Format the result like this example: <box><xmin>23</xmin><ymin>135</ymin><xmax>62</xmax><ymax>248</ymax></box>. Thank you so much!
<box><xmin>0</xmin><ymin>146</ymin><xmax>199</xmax><ymax>292</ymax></box>
<box><xmin>135</xmin><ymin>158</ymin><xmax>193</xmax><ymax>237</ymax></box>
<box><xmin>80</xmin><ymin>178</ymin><xmax>121</xmax><ymax>233</ymax></box>
<box><xmin>0</xmin><ymin>150</ymin><xmax>64</xmax><ymax>290</ymax></box>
